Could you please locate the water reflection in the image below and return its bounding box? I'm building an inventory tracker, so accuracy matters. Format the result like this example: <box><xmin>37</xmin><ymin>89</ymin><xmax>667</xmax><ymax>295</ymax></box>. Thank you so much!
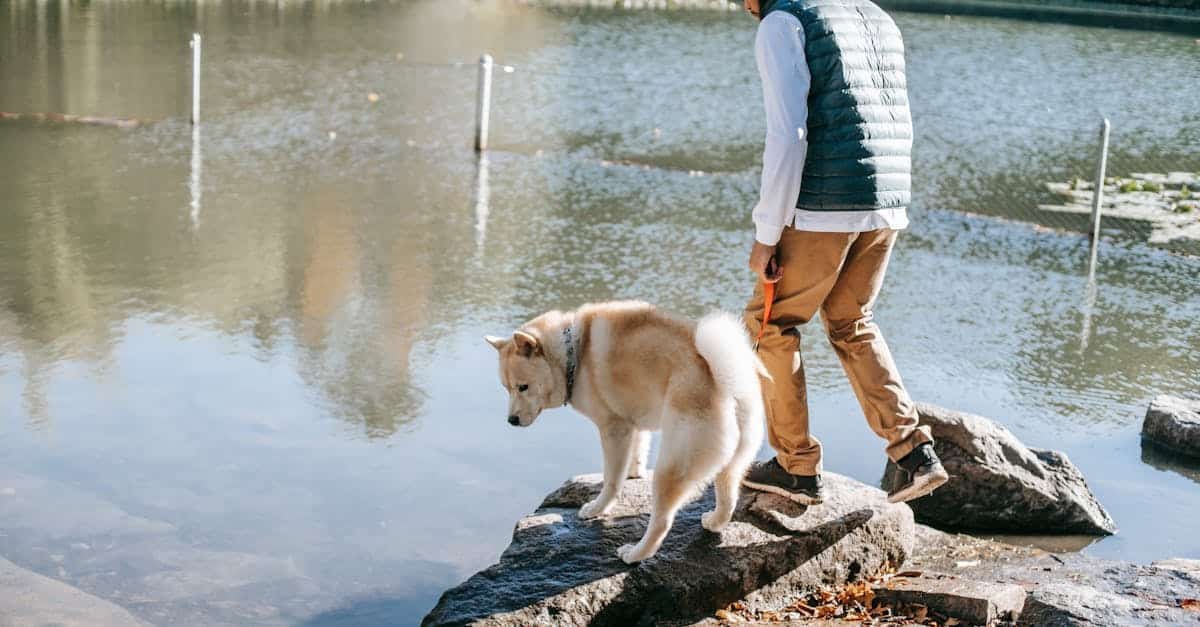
<box><xmin>0</xmin><ymin>1</ymin><xmax>1198</xmax><ymax>625</ymax></box>
<box><xmin>474</xmin><ymin>153</ymin><xmax>490</xmax><ymax>255</ymax></box>
<box><xmin>190</xmin><ymin>126</ymin><xmax>202</xmax><ymax>229</ymax></box>
<box><xmin>1141</xmin><ymin>440</ymin><xmax>1200</xmax><ymax>486</ymax></box>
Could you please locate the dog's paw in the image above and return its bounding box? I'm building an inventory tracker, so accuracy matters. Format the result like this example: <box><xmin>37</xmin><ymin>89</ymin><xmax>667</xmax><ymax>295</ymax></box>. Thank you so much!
<box><xmin>578</xmin><ymin>499</ymin><xmax>611</xmax><ymax>520</ymax></box>
<box><xmin>617</xmin><ymin>543</ymin><xmax>650</xmax><ymax>564</ymax></box>
<box><xmin>701</xmin><ymin>510</ymin><xmax>729</xmax><ymax>533</ymax></box>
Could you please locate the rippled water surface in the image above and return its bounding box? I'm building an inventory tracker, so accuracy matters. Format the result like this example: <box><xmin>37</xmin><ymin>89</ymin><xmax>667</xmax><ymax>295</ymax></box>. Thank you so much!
<box><xmin>1</xmin><ymin>2</ymin><xmax>1199</xmax><ymax>624</ymax></box>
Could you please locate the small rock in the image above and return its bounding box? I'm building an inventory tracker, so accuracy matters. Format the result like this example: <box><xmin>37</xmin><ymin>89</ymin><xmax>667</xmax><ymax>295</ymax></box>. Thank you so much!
<box><xmin>874</xmin><ymin>571</ymin><xmax>1025</xmax><ymax>625</ymax></box>
<box><xmin>882</xmin><ymin>403</ymin><xmax>1116</xmax><ymax>535</ymax></box>
<box><xmin>1142</xmin><ymin>395</ymin><xmax>1200</xmax><ymax>458</ymax></box>
<box><xmin>327</xmin><ymin>131</ymin><xmax>337</xmax><ymax>140</ymax></box>
<box><xmin>1018</xmin><ymin>581</ymin><xmax>1138</xmax><ymax>626</ymax></box>
<box><xmin>1151</xmin><ymin>558</ymin><xmax>1200</xmax><ymax>577</ymax></box>
<box><xmin>367</xmin><ymin>92</ymin><xmax>380</xmax><ymax>103</ymax></box>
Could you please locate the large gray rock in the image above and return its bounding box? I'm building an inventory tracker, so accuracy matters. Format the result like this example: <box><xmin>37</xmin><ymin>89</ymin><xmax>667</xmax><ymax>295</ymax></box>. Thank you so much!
<box><xmin>882</xmin><ymin>403</ymin><xmax>1116</xmax><ymax>535</ymax></box>
<box><xmin>422</xmin><ymin>472</ymin><xmax>914</xmax><ymax>626</ymax></box>
<box><xmin>1142</xmin><ymin>394</ymin><xmax>1200</xmax><ymax>458</ymax></box>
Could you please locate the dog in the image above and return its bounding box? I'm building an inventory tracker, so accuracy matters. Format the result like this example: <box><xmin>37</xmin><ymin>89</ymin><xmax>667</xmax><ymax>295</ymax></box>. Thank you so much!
<box><xmin>485</xmin><ymin>301</ymin><xmax>765</xmax><ymax>563</ymax></box>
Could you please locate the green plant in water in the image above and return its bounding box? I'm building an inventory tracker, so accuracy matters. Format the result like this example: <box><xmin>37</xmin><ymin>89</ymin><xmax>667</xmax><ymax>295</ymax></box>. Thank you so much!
<box><xmin>1142</xmin><ymin>181</ymin><xmax>1162</xmax><ymax>193</ymax></box>
<box><xmin>1181</xmin><ymin>185</ymin><xmax>1191</xmax><ymax>199</ymax></box>
<box><xmin>1175</xmin><ymin>203</ymin><xmax>1193</xmax><ymax>214</ymax></box>
<box><xmin>1068</xmin><ymin>178</ymin><xmax>1077</xmax><ymax>191</ymax></box>
<box><xmin>1118</xmin><ymin>180</ymin><xmax>1141</xmax><ymax>193</ymax></box>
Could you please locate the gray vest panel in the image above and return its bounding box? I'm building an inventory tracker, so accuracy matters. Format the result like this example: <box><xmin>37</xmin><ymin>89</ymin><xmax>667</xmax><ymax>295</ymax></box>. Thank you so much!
<box><xmin>766</xmin><ymin>0</ymin><xmax>913</xmax><ymax>212</ymax></box>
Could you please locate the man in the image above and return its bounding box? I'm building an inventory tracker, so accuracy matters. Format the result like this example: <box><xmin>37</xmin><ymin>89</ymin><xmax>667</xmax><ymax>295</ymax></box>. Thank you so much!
<box><xmin>739</xmin><ymin>0</ymin><xmax>948</xmax><ymax>505</ymax></box>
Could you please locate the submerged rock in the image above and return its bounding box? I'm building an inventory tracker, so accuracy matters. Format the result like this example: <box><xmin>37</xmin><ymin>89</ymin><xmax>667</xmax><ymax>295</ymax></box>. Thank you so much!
<box><xmin>0</xmin><ymin>555</ymin><xmax>152</xmax><ymax>627</ymax></box>
<box><xmin>422</xmin><ymin>472</ymin><xmax>914</xmax><ymax>626</ymax></box>
<box><xmin>1142</xmin><ymin>394</ymin><xmax>1200</xmax><ymax>458</ymax></box>
<box><xmin>881</xmin><ymin>403</ymin><xmax>1116</xmax><ymax>535</ymax></box>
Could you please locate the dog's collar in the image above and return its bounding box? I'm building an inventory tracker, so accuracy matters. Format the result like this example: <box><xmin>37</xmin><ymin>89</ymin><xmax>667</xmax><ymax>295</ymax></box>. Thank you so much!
<box><xmin>562</xmin><ymin>324</ymin><xmax>578</xmax><ymax>406</ymax></box>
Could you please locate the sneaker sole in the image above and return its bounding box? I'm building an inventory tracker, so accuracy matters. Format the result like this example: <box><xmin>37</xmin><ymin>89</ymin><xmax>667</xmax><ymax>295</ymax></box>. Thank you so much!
<box><xmin>887</xmin><ymin>468</ymin><xmax>950</xmax><ymax>504</ymax></box>
<box><xmin>741</xmin><ymin>479</ymin><xmax>824</xmax><ymax>505</ymax></box>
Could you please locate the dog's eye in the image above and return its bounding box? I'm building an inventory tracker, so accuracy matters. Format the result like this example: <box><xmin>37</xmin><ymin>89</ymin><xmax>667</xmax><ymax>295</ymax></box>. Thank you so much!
<box><xmin>518</xmin><ymin>384</ymin><xmax>529</xmax><ymax>393</ymax></box>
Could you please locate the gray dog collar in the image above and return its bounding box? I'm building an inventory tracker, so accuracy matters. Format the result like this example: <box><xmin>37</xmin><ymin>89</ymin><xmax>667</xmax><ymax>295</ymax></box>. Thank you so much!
<box><xmin>563</xmin><ymin>325</ymin><xmax>577</xmax><ymax>406</ymax></box>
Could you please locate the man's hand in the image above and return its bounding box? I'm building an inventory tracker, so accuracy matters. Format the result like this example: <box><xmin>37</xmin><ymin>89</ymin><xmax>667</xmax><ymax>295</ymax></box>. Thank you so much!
<box><xmin>749</xmin><ymin>241</ymin><xmax>783</xmax><ymax>283</ymax></box>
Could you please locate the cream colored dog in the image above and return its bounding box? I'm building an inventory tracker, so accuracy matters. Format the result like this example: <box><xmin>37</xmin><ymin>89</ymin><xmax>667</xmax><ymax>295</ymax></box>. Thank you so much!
<box><xmin>486</xmin><ymin>301</ymin><xmax>765</xmax><ymax>563</ymax></box>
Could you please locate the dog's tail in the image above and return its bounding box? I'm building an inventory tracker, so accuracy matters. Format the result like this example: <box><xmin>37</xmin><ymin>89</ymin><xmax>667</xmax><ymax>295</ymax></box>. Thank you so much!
<box><xmin>694</xmin><ymin>312</ymin><xmax>766</xmax><ymax>452</ymax></box>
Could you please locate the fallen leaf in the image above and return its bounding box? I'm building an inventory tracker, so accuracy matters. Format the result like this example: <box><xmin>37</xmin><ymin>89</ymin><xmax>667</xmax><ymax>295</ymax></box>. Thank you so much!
<box><xmin>895</xmin><ymin>570</ymin><xmax>923</xmax><ymax>578</ymax></box>
<box><xmin>1182</xmin><ymin>598</ymin><xmax>1200</xmax><ymax>611</ymax></box>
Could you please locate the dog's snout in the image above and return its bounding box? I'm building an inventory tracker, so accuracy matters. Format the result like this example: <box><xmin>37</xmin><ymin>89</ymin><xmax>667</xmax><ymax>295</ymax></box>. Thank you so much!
<box><xmin>508</xmin><ymin>415</ymin><xmax>520</xmax><ymax>426</ymax></box>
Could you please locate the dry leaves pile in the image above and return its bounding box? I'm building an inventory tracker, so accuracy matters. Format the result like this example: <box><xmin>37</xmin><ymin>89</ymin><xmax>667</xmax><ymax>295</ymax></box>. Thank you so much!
<box><xmin>714</xmin><ymin>570</ymin><xmax>963</xmax><ymax>626</ymax></box>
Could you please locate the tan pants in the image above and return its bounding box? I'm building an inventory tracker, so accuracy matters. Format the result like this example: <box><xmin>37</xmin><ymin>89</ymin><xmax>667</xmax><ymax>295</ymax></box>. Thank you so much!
<box><xmin>743</xmin><ymin>227</ymin><xmax>931</xmax><ymax>476</ymax></box>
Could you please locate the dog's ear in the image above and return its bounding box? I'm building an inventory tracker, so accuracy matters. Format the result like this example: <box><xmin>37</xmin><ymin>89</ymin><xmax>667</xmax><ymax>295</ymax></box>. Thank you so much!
<box><xmin>484</xmin><ymin>335</ymin><xmax>508</xmax><ymax>351</ymax></box>
<box><xmin>512</xmin><ymin>331</ymin><xmax>540</xmax><ymax>357</ymax></box>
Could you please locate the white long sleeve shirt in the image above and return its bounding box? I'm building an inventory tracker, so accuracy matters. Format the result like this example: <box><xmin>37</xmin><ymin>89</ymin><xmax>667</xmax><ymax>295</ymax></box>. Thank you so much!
<box><xmin>752</xmin><ymin>11</ymin><xmax>909</xmax><ymax>245</ymax></box>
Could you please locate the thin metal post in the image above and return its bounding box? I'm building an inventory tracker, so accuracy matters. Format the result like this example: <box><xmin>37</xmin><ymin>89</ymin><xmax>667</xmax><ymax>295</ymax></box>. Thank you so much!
<box><xmin>474</xmin><ymin>53</ymin><xmax>493</xmax><ymax>152</ymax></box>
<box><xmin>1087</xmin><ymin>117</ymin><xmax>1110</xmax><ymax>272</ymax></box>
<box><xmin>190</xmin><ymin>33</ymin><xmax>202</xmax><ymax>125</ymax></box>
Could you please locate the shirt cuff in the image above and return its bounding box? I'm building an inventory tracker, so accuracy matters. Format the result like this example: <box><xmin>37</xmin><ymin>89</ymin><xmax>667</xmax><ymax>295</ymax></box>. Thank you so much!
<box><xmin>755</xmin><ymin>221</ymin><xmax>786</xmax><ymax>246</ymax></box>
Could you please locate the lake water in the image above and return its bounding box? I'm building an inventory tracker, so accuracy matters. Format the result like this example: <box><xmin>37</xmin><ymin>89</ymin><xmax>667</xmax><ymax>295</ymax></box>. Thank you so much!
<box><xmin>1</xmin><ymin>1</ymin><xmax>1198</xmax><ymax>624</ymax></box>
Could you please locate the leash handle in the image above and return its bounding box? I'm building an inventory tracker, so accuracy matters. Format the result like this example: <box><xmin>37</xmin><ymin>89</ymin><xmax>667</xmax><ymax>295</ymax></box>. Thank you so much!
<box><xmin>753</xmin><ymin>255</ymin><xmax>779</xmax><ymax>349</ymax></box>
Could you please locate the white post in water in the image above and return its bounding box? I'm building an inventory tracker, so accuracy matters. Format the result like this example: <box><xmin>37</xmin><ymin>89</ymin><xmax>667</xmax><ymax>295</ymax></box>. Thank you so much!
<box><xmin>474</xmin><ymin>53</ymin><xmax>493</xmax><ymax>152</ymax></box>
<box><xmin>190</xmin><ymin>33</ymin><xmax>202</xmax><ymax>125</ymax></box>
<box><xmin>1087</xmin><ymin>117</ymin><xmax>1110</xmax><ymax>273</ymax></box>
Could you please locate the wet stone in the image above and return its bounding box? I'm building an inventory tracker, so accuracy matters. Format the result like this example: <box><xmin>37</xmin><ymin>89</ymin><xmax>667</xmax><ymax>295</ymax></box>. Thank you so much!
<box><xmin>1142</xmin><ymin>394</ymin><xmax>1200</xmax><ymax>458</ymax></box>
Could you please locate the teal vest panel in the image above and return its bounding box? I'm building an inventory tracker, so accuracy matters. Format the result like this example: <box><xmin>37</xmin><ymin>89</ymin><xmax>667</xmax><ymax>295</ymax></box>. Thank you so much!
<box><xmin>764</xmin><ymin>0</ymin><xmax>913</xmax><ymax>212</ymax></box>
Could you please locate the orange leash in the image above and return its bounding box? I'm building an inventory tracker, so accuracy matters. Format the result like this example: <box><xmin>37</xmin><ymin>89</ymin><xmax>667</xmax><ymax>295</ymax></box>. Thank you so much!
<box><xmin>753</xmin><ymin>255</ymin><xmax>779</xmax><ymax>350</ymax></box>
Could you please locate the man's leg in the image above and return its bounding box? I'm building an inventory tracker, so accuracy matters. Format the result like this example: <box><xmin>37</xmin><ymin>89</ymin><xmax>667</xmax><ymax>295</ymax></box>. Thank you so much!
<box><xmin>819</xmin><ymin>229</ymin><xmax>932</xmax><ymax>463</ymax></box>
<box><xmin>743</xmin><ymin>228</ymin><xmax>857</xmax><ymax>476</ymax></box>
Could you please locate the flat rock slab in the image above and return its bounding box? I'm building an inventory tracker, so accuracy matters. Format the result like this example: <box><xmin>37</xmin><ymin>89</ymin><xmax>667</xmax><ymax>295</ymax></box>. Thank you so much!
<box><xmin>1142</xmin><ymin>395</ymin><xmax>1200</xmax><ymax>458</ymax></box>
<box><xmin>422</xmin><ymin>473</ymin><xmax>914</xmax><ymax>626</ymax></box>
<box><xmin>0</xmin><ymin>555</ymin><xmax>152</xmax><ymax>627</ymax></box>
<box><xmin>882</xmin><ymin>403</ymin><xmax>1116</xmax><ymax>535</ymax></box>
<box><xmin>874</xmin><ymin>572</ymin><xmax>1025</xmax><ymax>625</ymax></box>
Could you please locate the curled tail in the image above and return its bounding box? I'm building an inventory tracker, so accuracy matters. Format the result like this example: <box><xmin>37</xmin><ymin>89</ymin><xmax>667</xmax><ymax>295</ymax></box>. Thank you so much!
<box><xmin>694</xmin><ymin>312</ymin><xmax>766</xmax><ymax>453</ymax></box>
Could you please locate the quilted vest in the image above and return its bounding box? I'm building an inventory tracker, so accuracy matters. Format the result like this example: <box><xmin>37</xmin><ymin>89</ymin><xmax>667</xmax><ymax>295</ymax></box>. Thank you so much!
<box><xmin>763</xmin><ymin>0</ymin><xmax>913</xmax><ymax>212</ymax></box>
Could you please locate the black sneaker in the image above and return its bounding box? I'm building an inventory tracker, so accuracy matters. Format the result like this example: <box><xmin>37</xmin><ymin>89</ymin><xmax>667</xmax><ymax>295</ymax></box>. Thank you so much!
<box><xmin>887</xmin><ymin>443</ymin><xmax>949</xmax><ymax>504</ymax></box>
<box><xmin>742</xmin><ymin>457</ymin><xmax>824</xmax><ymax>505</ymax></box>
